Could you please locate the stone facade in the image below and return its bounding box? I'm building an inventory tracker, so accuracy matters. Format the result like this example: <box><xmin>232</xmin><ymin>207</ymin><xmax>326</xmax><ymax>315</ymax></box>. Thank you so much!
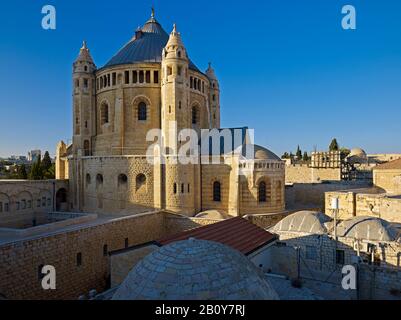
<box><xmin>325</xmin><ymin>161</ymin><xmax>401</xmax><ymax>223</ymax></box>
<box><xmin>286</xmin><ymin>181</ymin><xmax>371</xmax><ymax>211</ymax></box>
<box><xmin>0</xmin><ymin>180</ymin><xmax>69</xmax><ymax>216</ymax></box>
<box><xmin>326</xmin><ymin>188</ymin><xmax>401</xmax><ymax>223</ymax></box>
<box><xmin>373</xmin><ymin>168</ymin><xmax>401</xmax><ymax>194</ymax></box>
<box><xmin>285</xmin><ymin>164</ymin><xmax>341</xmax><ymax>184</ymax></box>
<box><xmin>65</xmin><ymin>11</ymin><xmax>285</xmax><ymax>218</ymax></box>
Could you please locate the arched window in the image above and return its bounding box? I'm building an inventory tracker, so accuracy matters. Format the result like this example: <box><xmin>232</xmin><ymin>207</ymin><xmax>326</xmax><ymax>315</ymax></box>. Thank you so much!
<box><xmin>101</xmin><ymin>103</ymin><xmax>109</xmax><ymax>125</ymax></box>
<box><xmin>86</xmin><ymin>174</ymin><xmax>91</xmax><ymax>186</ymax></box>
<box><xmin>138</xmin><ymin>102</ymin><xmax>147</xmax><ymax>121</ymax></box>
<box><xmin>192</xmin><ymin>106</ymin><xmax>198</xmax><ymax>125</ymax></box>
<box><xmin>96</xmin><ymin>174</ymin><xmax>103</xmax><ymax>189</ymax></box>
<box><xmin>136</xmin><ymin>174</ymin><xmax>146</xmax><ymax>193</ymax></box>
<box><xmin>276</xmin><ymin>180</ymin><xmax>282</xmax><ymax>205</ymax></box>
<box><xmin>84</xmin><ymin>140</ymin><xmax>90</xmax><ymax>156</ymax></box>
<box><xmin>173</xmin><ymin>183</ymin><xmax>177</xmax><ymax>194</ymax></box>
<box><xmin>213</xmin><ymin>181</ymin><xmax>221</xmax><ymax>202</ymax></box>
<box><xmin>258</xmin><ymin>181</ymin><xmax>267</xmax><ymax>203</ymax></box>
<box><xmin>118</xmin><ymin>174</ymin><xmax>128</xmax><ymax>189</ymax></box>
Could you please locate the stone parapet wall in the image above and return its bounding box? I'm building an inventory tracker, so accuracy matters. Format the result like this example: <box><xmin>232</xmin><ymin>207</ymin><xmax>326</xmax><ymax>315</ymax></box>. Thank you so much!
<box><xmin>326</xmin><ymin>188</ymin><xmax>401</xmax><ymax>223</ymax></box>
<box><xmin>0</xmin><ymin>211</ymin><xmax>220</xmax><ymax>300</ymax></box>
<box><xmin>286</xmin><ymin>181</ymin><xmax>372</xmax><ymax>211</ymax></box>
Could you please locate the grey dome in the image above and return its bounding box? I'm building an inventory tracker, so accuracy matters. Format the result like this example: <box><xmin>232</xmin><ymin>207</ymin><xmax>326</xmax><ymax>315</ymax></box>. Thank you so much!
<box><xmin>104</xmin><ymin>15</ymin><xmax>200</xmax><ymax>72</ymax></box>
<box><xmin>112</xmin><ymin>239</ymin><xmax>278</xmax><ymax>300</ymax></box>
<box><xmin>234</xmin><ymin>144</ymin><xmax>281</xmax><ymax>161</ymax></box>
<box><xmin>334</xmin><ymin>216</ymin><xmax>400</xmax><ymax>242</ymax></box>
<box><xmin>270</xmin><ymin>211</ymin><xmax>331</xmax><ymax>234</ymax></box>
<box><xmin>254</xmin><ymin>145</ymin><xmax>281</xmax><ymax>161</ymax></box>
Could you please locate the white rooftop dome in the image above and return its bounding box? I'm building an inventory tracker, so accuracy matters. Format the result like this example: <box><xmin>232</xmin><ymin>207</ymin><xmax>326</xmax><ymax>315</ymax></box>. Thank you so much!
<box><xmin>348</xmin><ymin>148</ymin><xmax>367</xmax><ymax>158</ymax></box>
<box><xmin>112</xmin><ymin>239</ymin><xmax>279</xmax><ymax>300</ymax></box>
<box><xmin>234</xmin><ymin>144</ymin><xmax>281</xmax><ymax>161</ymax></box>
<box><xmin>334</xmin><ymin>216</ymin><xmax>401</xmax><ymax>242</ymax></box>
<box><xmin>270</xmin><ymin>211</ymin><xmax>331</xmax><ymax>235</ymax></box>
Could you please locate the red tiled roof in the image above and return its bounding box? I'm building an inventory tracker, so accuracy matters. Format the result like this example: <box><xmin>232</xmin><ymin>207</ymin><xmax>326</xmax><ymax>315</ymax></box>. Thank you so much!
<box><xmin>156</xmin><ymin>217</ymin><xmax>277</xmax><ymax>255</ymax></box>
<box><xmin>374</xmin><ymin>158</ymin><xmax>401</xmax><ymax>170</ymax></box>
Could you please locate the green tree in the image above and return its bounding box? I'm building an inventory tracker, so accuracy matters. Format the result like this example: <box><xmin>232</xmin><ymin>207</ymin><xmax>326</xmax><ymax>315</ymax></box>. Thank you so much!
<box><xmin>43</xmin><ymin>163</ymin><xmax>55</xmax><ymax>180</ymax></box>
<box><xmin>296</xmin><ymin>145</ymin><xmax>302</xmax><ymax>160</ymax></box>
<box><xmin>41</xmin><ymin>151</ymin><xmax>52</xmax><ymax>172</ymax></box>
<box><xmin>281</xmin><ymin>152</ymin><xmax>290</xmax><ymax>159</ymax></box>
<box><xmin>16</xmin><ymin>164</ymin><xmax>28</xmax><ymax>179</ymax></box>
<box><xmin>329</xmin><ymin>138</ymin><xmax>339</xmax><ymax>151</ymax></box>
<box><xmin>303</xmin><ymin>151</ymin><xmax>309</xmax><ymax>162</ymax></box>
<box><xmin>29</xmin><ymin>158</ymin><xmax>43</xmax><ymax>180</ymax></box>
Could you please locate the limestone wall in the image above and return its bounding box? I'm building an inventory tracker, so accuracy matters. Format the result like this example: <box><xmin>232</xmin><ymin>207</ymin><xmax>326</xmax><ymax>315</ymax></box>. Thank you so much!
<box><xmin>0</xmin><ymin>211</ymin><xmax>219</xmax><ymax>300</ymax></box>
<box><xmin>326</xmin><ymin>189</ymin><xmax>401</xmax><ymax>223</ymax></box>
<box><xmin>286</xmin><ymin>181</ymin><xmax>371</xmax><ymax>211</ymax></box>
<box><xmin>374</xmin><ymin>169</ymin><xmax>401</xmax><ymax>194</ymax></box>
<box><xmin>110</xmin><ymin>244</ymin><xmax>159</xmax><ymax>288</ymax></box>
<box><xmin>285</xmin><ymin>164</ymin><xmax>341</xmax><ymax>184</ymax></box>
<box><xmin>0</xmin><ymin>212</ymin><xmax>166</xmax><ymax>300</ymax></box>
<box><xmin>0</xmin><ymin>180</ymin><xmax>69</xmax><ymax>216</ymax></box>
<box><xmin>79</xmin><ymin>156</ymin><xmax>156</xmax><ymax>215</ymax></box>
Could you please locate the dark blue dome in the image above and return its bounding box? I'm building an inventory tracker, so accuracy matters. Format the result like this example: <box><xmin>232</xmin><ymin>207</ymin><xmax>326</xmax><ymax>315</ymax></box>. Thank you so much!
<box><xmin>104</xmin><ymin>17</ymin><xmax>200</xmax><ymax>72</ymax></box>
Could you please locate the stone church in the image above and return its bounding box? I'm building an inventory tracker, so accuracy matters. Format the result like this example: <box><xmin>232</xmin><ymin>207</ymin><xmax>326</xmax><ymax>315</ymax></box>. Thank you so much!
<box><xmin>58</xmin><ymin>10</ymin><xmax>285</xmax><ymax>217</ymax></box>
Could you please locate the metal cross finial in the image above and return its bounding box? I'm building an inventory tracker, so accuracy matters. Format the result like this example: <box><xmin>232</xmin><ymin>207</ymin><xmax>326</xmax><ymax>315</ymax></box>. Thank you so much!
<box><xmin>151</xmin><ymin>6</ymin><xmax>155</xmax><ymax>18</ymax></box>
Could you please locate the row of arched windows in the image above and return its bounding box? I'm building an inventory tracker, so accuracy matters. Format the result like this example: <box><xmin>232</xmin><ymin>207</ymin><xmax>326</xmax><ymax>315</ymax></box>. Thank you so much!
<box><xmin>86</xmin><ymin>173</ymin><xmax>147</xmax><ymax>192</ymax></box>
<box><xmin>209</xmin><ymin>180</ymin><xmax>282</xmax><ymax>204</ymax></box>
<box><xmin>173</xmin><ymin>183</ymin><xmax>190</xmax><ymax>194</ymax></box>
<box><xmin>99</xmin><ymin>101</ymin><xmax>148</xmax><ymax>126</ymax></box>
<box><xmin>0</xmin><ymin>197</ymin><xmax>51</xmax><ymax>212</ymax></box>
<box><xmin>97</xmin><ymin>70</ymin><xmax>159</xmax><ymax>91</ymax></box>
<box><xmin>190</xmin><ymin>76</ymin><xmax>205</xmax><ymax>93</ymax></box>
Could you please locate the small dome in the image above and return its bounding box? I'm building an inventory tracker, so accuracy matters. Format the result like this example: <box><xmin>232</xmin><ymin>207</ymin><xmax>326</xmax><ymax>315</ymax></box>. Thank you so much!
<box><xmin>334</xmin><ymin>217</ymin><xmax>400</xmax><ymax>242</ymax></box>
<box><xmin>112</xmin><ymin>239</ymin><xmax>278</xmax><ymax>300</ymax></box>
<box><xmin>270</xmin><ymin>211</ymin><xmax>331</xmax><ymax>234</ymax></box>
<box><xmin>254</xmin><ymin>145</ymin><xmax>281</xmax><ymax>161</ymax></box>
<box><xmin>195</xmin><ymin>210</ymin><xmax>233</xmax><ymax>220</ymax></box>
<box><xmin>348</xmin><ymin>148</ymin><xmax>367</xmax><ymax>158</ymax></box>
<box><xmin>232</xmin><ymin>144</ymin><xmax>281</xmax><ymax>161</ymax></box>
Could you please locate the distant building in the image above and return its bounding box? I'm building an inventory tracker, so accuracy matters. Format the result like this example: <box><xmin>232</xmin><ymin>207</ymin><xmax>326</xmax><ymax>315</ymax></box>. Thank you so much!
<box><xmin>28</xmin><ymin>150</ymin><xmax>41</xmax><ymax>163</ymax></box>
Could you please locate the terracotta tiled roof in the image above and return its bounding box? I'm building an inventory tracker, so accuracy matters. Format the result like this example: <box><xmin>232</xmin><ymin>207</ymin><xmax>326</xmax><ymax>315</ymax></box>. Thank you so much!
<box><xmin>156</xmin><ymin>217</ymin><xmax>277</xmax><ymax>255</ymax></box>
<box><xmin>374</xmin><ymin>158</ymin><xmax>401</xmax><ymax>170</ymax></box>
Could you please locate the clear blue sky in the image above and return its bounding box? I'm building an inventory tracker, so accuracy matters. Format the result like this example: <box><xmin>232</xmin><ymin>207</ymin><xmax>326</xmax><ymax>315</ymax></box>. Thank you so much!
<box><xmin>0</xmin><ymin>0</ymin><xmax>400</xmax><ymax>158</ymax></box>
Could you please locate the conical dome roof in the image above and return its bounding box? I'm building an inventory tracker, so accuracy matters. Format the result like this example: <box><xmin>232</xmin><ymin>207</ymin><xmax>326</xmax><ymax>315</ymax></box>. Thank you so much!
<box><xmin>104</xmin><ymin>11</ymin><xmax>200</xmax><ymax>72</ymax></box>
<box><xmin>112</xmin><ymin>239</ymin><xmax>279</xmax><ymax>300</ymax></box>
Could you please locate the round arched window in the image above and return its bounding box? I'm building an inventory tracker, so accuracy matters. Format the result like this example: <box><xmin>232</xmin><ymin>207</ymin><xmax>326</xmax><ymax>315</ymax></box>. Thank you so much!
<box><xmin>138</xmin><ymin>102</ymin><xmax>147</xmax><ymax>121</ymax></box>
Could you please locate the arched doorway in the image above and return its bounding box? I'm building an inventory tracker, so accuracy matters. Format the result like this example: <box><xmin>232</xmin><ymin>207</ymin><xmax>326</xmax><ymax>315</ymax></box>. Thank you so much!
<box><xmin>56</xmin><ymin>188</ymin><xmax>68</xmax><ymax>212</ymax></box>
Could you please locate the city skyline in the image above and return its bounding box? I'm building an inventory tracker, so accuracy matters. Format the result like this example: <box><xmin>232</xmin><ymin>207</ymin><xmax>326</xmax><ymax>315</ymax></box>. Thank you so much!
<box><xmin>0</xmin><ymin>0</ymin><xmax>400</xmax><ymax>157</ymax></box>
